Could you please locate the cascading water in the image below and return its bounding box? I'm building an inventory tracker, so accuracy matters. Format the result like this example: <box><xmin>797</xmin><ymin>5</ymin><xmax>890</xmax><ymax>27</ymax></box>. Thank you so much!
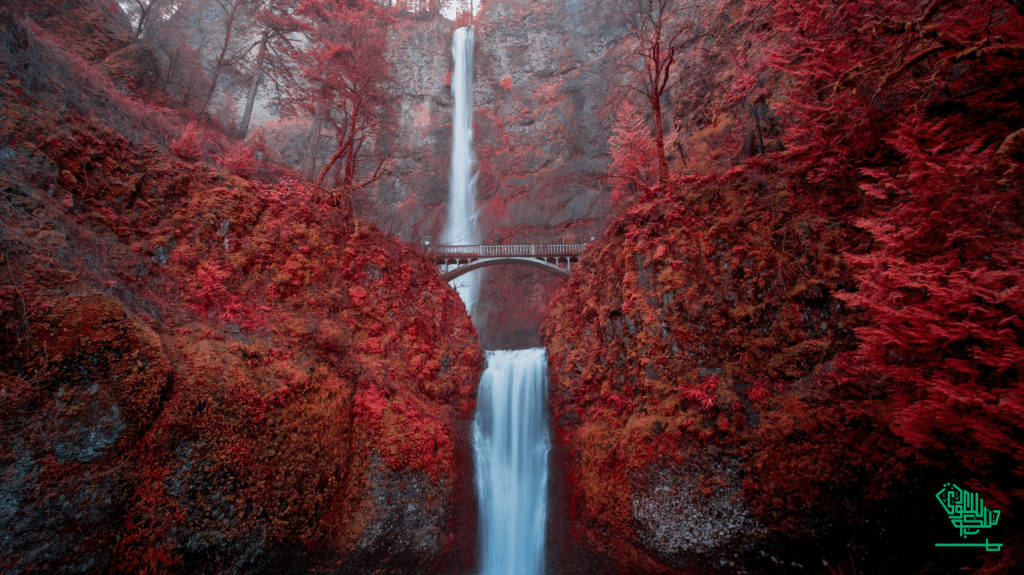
<box><xmin>442</xmin><ymin>27</ymin><xmax>551</xmax><ymax>575</ymax></box>
<box><xmin>443</xmin><ymin>26</ymin><xmax>481</xmax><ymax>315</ymax></box>
<box><xmin>473</xmin><ymin>348</ymin><xmax>551</xmax><ymax>575</ymax></box>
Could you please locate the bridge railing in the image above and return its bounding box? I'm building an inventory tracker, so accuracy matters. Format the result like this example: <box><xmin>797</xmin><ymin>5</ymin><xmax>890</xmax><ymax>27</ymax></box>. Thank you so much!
<box><xmin>428</xmin><ymin>244</ymin><xmax>586</xmax><ymax>257</ymax></box>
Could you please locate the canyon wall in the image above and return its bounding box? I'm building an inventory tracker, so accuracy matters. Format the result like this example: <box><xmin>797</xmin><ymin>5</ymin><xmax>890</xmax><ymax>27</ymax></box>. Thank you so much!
<box><xmin>369</xmin><ymin>13</ymin><xmax>457</xmax><ymax>239</ymax></box>
<box><xmin>470</xmin><ymin>0</ymin><xmax>624</xmax><ymax>348</ymax></box>
<box><xmin>535</xmin><ymin>0</ymin><xmax>1024</xmax><ymax>570</ymax></box>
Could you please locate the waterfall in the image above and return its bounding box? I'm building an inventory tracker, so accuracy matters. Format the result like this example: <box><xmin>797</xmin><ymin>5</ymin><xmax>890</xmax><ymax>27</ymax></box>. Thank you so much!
<box><xmin>443</xmin><ymin>26</ymin><xmax>481</xmax><ymax>315</ymax></box>
<box><xmin>444</xmin><ymin>26</ymin><xmax>551</xmax><ymax>575</ymax></box>
<box><xmin>473</xmin><ymin>348</ymin><xmax>551</xmax><ymax>575</ymax></box>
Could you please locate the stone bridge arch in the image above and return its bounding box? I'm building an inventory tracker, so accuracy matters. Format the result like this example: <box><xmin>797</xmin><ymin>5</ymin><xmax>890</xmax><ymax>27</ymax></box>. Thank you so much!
<box><xmin>428</xmin><ymin>244</ymin><xmax>586</xmax><ymax>282</ymax></box>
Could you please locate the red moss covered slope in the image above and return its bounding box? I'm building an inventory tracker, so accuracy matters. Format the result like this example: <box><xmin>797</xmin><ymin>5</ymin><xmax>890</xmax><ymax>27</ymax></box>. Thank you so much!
<box><xmin>0</xmin><ymin>10</ymin><xmax>482</xmax><ymax>574</ymax></box>
<box><xmin>542</xmin><ymin>173</ymin><xmax>924</xmax><ymax>573</ymax></box>
<box><xmin>542</xmin><ymin>0</ymin><xmax>1024</xmax><ymax>572</ymax></box>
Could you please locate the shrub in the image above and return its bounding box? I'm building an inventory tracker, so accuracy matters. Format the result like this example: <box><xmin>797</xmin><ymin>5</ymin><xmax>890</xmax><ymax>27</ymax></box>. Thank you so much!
<box><xmin>171</xmin><ymin>122</ymin><xmax>224</xmax><ymax>161</ymax></box>
<box><xmin>217</xmin><ymin>139</ymin><xmax>258</xmax><ymax>178</ymax></box>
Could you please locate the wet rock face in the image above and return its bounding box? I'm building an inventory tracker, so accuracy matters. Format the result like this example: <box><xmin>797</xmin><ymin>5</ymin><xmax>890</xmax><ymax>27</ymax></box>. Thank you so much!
<box><xmin>0</xmin><ymin>293</ymin><xmax>171</xmax><ymax>574</ymax></box>
<box><xmin>160</xmin><ymin>440</ymin><xmax>274</xmax><ymax>571</ymax></box>
<box><xmin>346</xmin><ymin>454</ymin><xmax>452</xmax><ymax>573</ymax></box>
<box><xmin>631</xmin><ymin>457</ymin><xmax>760</xmax><ymax>571</ymax></box>
<box><xmin>472</xmin><ymin>0</ymin><xmax>624</xmax><ymax>223</ymax></box>
<box><xmin>470</xmin><ymin>0</ymin><xmax>623</xmax><ymax>347</ymax></box>
<box><xmin>540</xmin><ymin>187</ymin><xmax>936</xmax><ymax>573</ymax></box>
<box><xmin>375</xmin><ymin>4</ymin><xmax>623</xmax><ymax>239</ymax></box>
<box><xmin>369</xmin><ymin>13</ymin><xmax>456</xmax><ymax>242</ymax></box>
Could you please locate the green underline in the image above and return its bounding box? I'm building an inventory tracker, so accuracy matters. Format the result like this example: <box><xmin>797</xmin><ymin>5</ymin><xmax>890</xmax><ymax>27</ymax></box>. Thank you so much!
<box><xmin>935</xmin><ymin>541</ymin><xmax>1002</xmax><ymax>551</ymax></box>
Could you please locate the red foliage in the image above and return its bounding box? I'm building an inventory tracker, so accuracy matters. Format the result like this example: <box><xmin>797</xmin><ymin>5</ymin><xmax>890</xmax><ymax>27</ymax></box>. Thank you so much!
<box><xmin>187</xmin><ymin>259</ymin><xmax>241</xmax><ymax>319</ymax></box>
<box><xmin>171</xmin><ymin>121</ymin><xmax>225</xmax><ymax>161</ymax></box>
<box><xmin>837</xmin><ymin>122</ymin><xmax>1024</xmax><ymax>509</ymax></box>
<box><xmin>0</xmin><ymin>15</ymin><xmax>485</xmax><ymax>568</ymax></box>
<box><xmin>608</xmin><ymin>98</ymin><xmax>658</xmax><ymax>201</ymax></box>
<box><xmin>757</xmin><ymin>0</ymin><xmax>1024</xmax><ymax>200</ymax></box>
<box><xmin>216</xmin><ymin>139</ymin><xmax>259</xmax><ymax>178</ymax></box>
<box><xmin>759</xmin><ymin>0</ymin><xmax>1024</xmax><ymax>508</ymax></box>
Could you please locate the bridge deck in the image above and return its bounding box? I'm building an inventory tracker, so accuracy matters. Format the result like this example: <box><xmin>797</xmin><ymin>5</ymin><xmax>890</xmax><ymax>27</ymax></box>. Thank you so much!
<box><xmin>427</xmin><ymin>244</ymin><xmax>586</xmax><ymax>258</ymax></box>
<box><xmin>427</xmin><ymin>244</ymin><xmax>587</xmax><ymax>280</ymax></box>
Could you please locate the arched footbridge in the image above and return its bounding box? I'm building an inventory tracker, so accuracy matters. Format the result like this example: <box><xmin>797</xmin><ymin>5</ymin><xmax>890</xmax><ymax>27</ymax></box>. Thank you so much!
<box><xmin>428</xmin><ymin>244</ymin><xmax>586</xmax><ymax>280</ymax></box>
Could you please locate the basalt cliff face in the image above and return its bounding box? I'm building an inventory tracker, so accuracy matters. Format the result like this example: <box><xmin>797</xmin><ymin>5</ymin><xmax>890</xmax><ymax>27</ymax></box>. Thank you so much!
<box><xmin>0</xmin><ymin>7</ymin><xmax>482</xmax><ymax>573</ymax></box>
<box><xmin>372</xmin><ymin>13</ymin><xmax>456</xmax><ymax>238</ymax></box>
<box><xmin>374</xmin><ymin>0</ymin><xmax>626</xmax><ymax>348</ymax></box>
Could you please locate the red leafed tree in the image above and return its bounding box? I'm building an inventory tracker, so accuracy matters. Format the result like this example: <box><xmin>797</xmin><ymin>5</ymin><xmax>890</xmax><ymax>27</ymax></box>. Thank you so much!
<box><xmin>760</xmin><ymin>0</ymin><xmax>1024</xmax><ymax>508</ymax></box>
<box><xmin>236</xmin><ymin>0</ymin><xmax>304</xmax><ymax>138</ymax></box>
<box><xmin>287</xmin><ymin>0</ymin><xmax>397</xmax><ymax>190</ymax></box>
<box><xmin>840</xmin><ymin>119</ymin><xmax>1024</xmax><ymax>511</ymax></box>
<box><xmin>757</xmin><ymin>0</ymin><xmax>1024</xmax><ymax>203</ymax></box>
<box><xmin>608</xmin><ymin>98</ymin><xmax>658</xmax><ymax>200</ymax></box>
<box><xmin>620</xmin><ymin>0</ymin><xmax>712</xmax><ymax>185</ymax></box>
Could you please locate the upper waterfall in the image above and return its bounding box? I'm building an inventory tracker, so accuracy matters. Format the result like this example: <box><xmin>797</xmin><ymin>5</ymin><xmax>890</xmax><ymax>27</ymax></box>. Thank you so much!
<box><xmin>442</xmin><ymin>25</ymin><xmax>481</xmax><ymax>315</ymax></box>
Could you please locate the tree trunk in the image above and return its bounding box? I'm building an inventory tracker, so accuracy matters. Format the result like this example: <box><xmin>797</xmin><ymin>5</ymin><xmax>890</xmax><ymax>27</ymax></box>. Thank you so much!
<box><xmin>316</xmin><ymin>143</ymin><xmax>347</xmax><ymax>188</ymax></box>
<box><xmin>238</xmin><ymin>32</ymin><xmax>268</xmax><ymax>139</ymax></box>
<box><xmin>198</xmin><ymin>2</ymin><xmax>239</xmax><ymax>119</ymax></box>
<box><xmin>343</xmin><ymin>108</ymin><xmax>359</xmax><ymax>187</ymax></box>
<box><xmin>238</xmin><ymin>0</ymin><xmax>275</xmax><ymax>138</ymax></box>
<box><xmin>135</xmin><ymin>0</ymin><xmax>163</xmax><ymax>37</ymax></box>
<box><xmin>304</xmin><ymin>101</ymin><xmax>326</xmax><ymax>182</ymax></box>
<box><xmin>651</xmin><ymin>94</ymin><xmax>669</xmax><ymax>185</ymax></box>
<box><xmin>318</xmin><ymin>107</ymin><xmax>358</xmax><ymax>188</ymax></box>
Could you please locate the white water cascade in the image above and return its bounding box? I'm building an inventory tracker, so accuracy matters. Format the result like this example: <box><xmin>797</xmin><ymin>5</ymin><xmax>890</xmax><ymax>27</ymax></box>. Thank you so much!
<box><xmin>473</xmin><ymin>348</ymin><xmax>552</xmax><ymax>575</ymax></box>
<box><xmin>443</xmin><ymin>26</ymin><xmax>482</xmax><ymax>315</ymax></box>
<box><xmin>444</xmin><ymin>26</ymin><xmax>552</xmax><ymax>575</ymax></box>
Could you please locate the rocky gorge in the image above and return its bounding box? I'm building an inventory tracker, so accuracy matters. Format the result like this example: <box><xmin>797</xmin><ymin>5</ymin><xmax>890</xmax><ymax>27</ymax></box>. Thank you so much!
<box><xmin>0</xmin><ymin>0</ymin><xmax>1022</xmax><ymax>573</ymax></box>
<box><xmin>372</xmin><ymin>1</ymin><xmax>1024</xmax><ymax>573</ymax></box>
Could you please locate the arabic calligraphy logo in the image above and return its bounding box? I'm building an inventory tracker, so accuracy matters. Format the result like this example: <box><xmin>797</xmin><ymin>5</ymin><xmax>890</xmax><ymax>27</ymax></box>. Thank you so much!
<box><xmin>935</xmin><ymin>483</ymin><xmax>1002</xmax><ymax>552</ymax></box>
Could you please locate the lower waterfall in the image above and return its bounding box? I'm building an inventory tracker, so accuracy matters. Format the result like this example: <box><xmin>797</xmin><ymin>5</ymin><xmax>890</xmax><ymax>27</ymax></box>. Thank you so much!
<box><xmin>473</xmin><ymin>348</ymin><xmax>551</xmax><ymax>575</ymax></box>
